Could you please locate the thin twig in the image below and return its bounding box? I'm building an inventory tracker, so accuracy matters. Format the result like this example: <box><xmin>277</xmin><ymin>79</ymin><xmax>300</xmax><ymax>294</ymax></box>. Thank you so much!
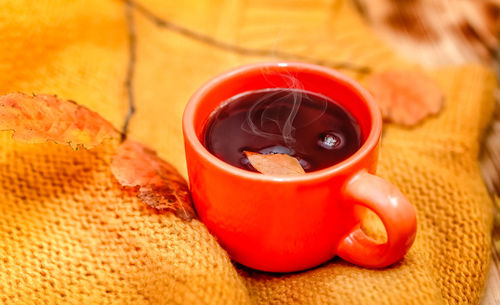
<box><xmin>128</xmin><ymin>0</ymin><xmax>372</xmax><ymax>75</ymax></box>
<box><xmin>122</xmin><ymin>0</ymin><xmax>137</xmax><ymax>141</ymax></box>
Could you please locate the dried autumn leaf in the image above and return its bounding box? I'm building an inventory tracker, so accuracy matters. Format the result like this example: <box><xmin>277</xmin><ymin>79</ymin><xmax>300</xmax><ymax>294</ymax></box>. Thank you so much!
<box><xmin>244</xmin><ymin>151</ymin><xmax>306</xmax><ymax>176</ymax></box>
<box><xmin>0</xmin><ymin>92</ymin><xmax>120</xmax><ymax>149</ymax></box>
<box><xmin>111</xmin><ymin>139</ymin><xmax>195</xmax><ymax>220</ymax></box>
<box><xmin>366</xmin><ymin>71</ymin><xmax>444</xmax><ymax>126</ymax></box>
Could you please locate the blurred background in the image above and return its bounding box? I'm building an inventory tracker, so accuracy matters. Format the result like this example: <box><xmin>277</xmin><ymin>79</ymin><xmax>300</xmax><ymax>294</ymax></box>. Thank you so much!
<box><xmin>352</xmin><ymin>0</ymin><xmax>500</xmax><ymax>196</ymax></box>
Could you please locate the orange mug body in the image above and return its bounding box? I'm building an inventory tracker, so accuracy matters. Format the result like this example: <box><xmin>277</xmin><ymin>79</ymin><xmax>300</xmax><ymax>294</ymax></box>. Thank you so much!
<box><xmin>183</xmin><ymin>62</ymin><xmax>417</xmax><ymax>272</ymax></box>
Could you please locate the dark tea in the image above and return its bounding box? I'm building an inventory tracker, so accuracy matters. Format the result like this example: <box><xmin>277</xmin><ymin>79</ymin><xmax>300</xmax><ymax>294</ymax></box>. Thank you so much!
<box><xmin>202</xmin><ymin>88</ymin><xmax>362</xmax><ymax>173</ymax></box>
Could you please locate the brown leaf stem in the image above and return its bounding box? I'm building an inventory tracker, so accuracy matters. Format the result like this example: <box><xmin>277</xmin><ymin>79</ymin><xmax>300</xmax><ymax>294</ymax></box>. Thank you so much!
<box><xmin>122</xmin><ymin>0</ymin><xmax>137</xmax><ymax>141</ymax></box>
<box><xmin>127</xmin><ymin>0</ymin><xmax>372</xmax><ymax>75</ymax></box>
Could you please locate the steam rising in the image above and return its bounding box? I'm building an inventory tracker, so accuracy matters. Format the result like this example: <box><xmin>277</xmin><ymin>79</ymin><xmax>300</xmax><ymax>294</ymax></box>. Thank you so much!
<box><xmin>241</xmin><ymin>73</ymin><xmax>327</xmax><ymax>148</ymax></box>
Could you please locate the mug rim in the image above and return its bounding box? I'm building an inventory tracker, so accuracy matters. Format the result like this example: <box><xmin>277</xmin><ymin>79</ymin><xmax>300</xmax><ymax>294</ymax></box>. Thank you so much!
<box><xmin>183</xmin><ymin>61</ymin><xmax>382</xmax><ymax>182</ymax></box>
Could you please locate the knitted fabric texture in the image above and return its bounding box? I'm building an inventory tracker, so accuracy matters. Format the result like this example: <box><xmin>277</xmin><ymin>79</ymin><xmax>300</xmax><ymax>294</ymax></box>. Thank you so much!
<box><xmin>0</xmin><ymin>0</ymin><xmax>495</xmax><ymax>304</ymax></box>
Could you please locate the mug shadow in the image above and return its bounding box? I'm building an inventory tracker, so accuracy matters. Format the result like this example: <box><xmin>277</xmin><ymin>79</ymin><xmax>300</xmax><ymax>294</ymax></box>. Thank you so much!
<box><xmin>235</xmin><ymin>254</ymin><xmax>406</xmax><ymax>279</ymax></box>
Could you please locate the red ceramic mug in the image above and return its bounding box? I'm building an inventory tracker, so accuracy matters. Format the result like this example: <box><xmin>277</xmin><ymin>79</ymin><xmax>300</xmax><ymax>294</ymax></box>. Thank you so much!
<box><xmin>183</xmin><ymin>62</ymin><xmax>417</xmax><ymax>272</ymax></box>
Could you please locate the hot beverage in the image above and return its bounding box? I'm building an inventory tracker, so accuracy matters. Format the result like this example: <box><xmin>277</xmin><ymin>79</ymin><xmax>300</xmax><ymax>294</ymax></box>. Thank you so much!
<box><xmin>203</xmin><ymin>88</ymin><xmax>362</xmax><ymax>172</ymax></box>
<box><xmin>185</xmin><ymin>62</ymin><xmax>417</xmax><ymax>272</ymax></box>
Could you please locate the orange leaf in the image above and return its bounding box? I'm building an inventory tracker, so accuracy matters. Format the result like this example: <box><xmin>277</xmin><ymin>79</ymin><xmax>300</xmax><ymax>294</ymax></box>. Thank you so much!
<box><xmin>244</xmin><ymin>151</ymin><xmax>306</xmax><ymax>176</ymax></box>
<box><xmin>111</xmin><ymin>139</ymin><xmax>195</xmax><ymax>220</ymax></box>
<box><xmin>366</xmin><ymin>71</ymin><xmax>444</xmax><ymax>126</ymax></box>
<box><xmin>0</xmin><ymin>92</ymin><xmax>120</xmax><ymax>149</ymax></box>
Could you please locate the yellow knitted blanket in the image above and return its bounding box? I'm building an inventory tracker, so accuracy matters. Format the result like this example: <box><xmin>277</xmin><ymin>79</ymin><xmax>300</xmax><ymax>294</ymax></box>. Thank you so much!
<box><xmin>0</xmin><ymin>0</ymin><xmax>496</xmax><ymax>304</ymax></box>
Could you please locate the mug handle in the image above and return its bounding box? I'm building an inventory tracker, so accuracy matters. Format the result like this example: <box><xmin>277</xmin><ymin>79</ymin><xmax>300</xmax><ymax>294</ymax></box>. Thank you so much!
<box><xmin>336</xmin><ymin>170</ymin><xmax>417</xmax><ymax>268</ymax></box>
